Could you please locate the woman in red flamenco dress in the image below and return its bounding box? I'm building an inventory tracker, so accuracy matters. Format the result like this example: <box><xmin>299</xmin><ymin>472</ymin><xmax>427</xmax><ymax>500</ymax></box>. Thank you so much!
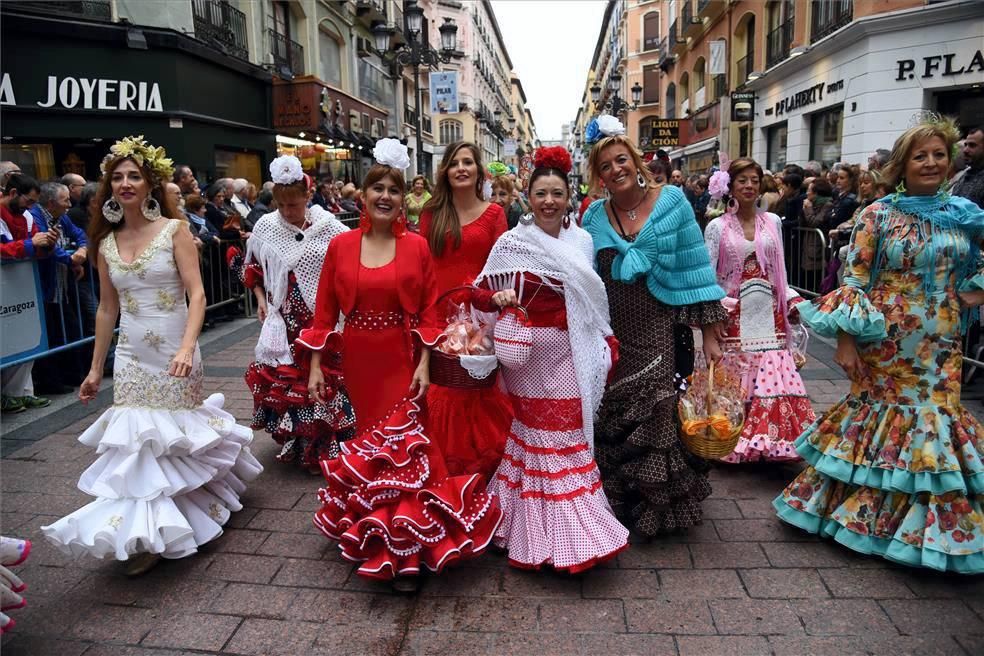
<box><xmin>298</xmin><ymin>140</ymin><xmax>502</xmax><ymax>592</ymax></box>
<box><xmin>418</xmin><ymin>141</ymin><xmax>513</xmax><ymax>481</ymax></box>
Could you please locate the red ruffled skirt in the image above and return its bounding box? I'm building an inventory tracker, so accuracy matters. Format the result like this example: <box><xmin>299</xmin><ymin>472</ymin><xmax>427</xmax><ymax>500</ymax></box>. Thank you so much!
<box><xmin>314</xmin><ymin>399</ymin><xmax>503</xmax><ymax>580</ymax></box>
<box><xmin>245</xmin><ymin>354</ymin><xmax>356</xmax><ymax>472</ymax></box>
<box><xmin>426</xmin><ymin>383</ymin><xmax>512</xmax><ymax>481</ymax></box>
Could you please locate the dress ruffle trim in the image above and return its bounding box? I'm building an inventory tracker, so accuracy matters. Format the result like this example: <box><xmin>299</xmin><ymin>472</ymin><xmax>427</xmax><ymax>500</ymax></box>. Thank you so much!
<box><xmin>774</xmin><ymin>469</ymin><xmax>984</xmax><ymax>574</ymax></box>
<box><xmin>295</xmin><ymin>328</ymin><xmax>342</xmax><ymax>353</ymax></box>
<box><xmin>722</xmin><ymin>396</ymin><xmax>814</xmax><ymax>463</ymax></box>
<box><xmin>313</xmin><ymin>399</ymin><xmax>503</xmax><ymax>580</ymax></box>
<box><xmin>42</xmin><ymin>394</ymin><xmax>263</xmax><ymax>560</ymax></box>
<box><xmin>795</xmin><ymin>396</ymin><xmax>984</xmax><ymax>496</ymax></box>
<box><xmin>796</xmin><ymin>287</ymin><xmax>887</xmax><ymax>342</ymax></box>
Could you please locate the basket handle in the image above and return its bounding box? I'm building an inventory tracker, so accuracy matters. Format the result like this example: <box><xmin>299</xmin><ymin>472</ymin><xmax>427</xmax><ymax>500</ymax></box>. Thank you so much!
<box><xmin>706</xmin><ymin>359</ymin><xmax>715</xmax><ymax>409</ymax></box>
<box><xmin>435</xmin><ymin>285</ymin><xmax>479</xmax><ymax>307</ymax></box>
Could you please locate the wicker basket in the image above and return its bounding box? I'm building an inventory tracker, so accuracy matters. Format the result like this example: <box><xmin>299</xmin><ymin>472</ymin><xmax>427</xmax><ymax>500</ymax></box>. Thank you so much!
<box><xmin>429</xmin><ymin>286</ymin><xmax>499</xmax><ymax>390</ymax></box>
<box><xmin>679</xmin><ymin>360</ymin><xmax>743</xmax><ymax>460</ymax></box>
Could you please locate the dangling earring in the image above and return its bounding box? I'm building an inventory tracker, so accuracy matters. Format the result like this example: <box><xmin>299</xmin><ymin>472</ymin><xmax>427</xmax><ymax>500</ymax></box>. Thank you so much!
<box><xmin>937</xmin><ymin>182</ymin><xmax>951</xmax><ymax>202</ymax></box>
<box><xmin>636</xmin><ymin>172</ymin><xmax>646</xmax><ymax>188</ymax></box>
<box><xmin>358</xmin><ymin>209</ymin><xmax>371</xmax><ymax>233</ymax></box>
<box><xmin>391</xmin><ymin>212</ymin><xmax>408</xmax><ymax>237</ymax></box>
<box><xmin>727</xmin><ymin>197</ymin><xmax>739</xmax><ymax>214</ymax></box>
<box><xmin>562</xmin><ymin>214</ymin><xmax>571</xmax><ymax>229</ymax></box>
<box><xmin>102</xmin><ymin>197</ymin><xmax>123</xmax><ymax>224</ymax></box>
<box><xmin>141</xmin><ymin>196</ymin><xmax>162</xmax><ymax>222</ymax></box>
<box><xmin>892</xmin><ymin>179</ymin><xmax>907</xmax><ymax>203</ymax></box>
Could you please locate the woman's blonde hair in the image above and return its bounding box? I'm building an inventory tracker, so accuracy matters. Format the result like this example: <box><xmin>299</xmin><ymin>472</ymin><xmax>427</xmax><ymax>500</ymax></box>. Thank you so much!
<box><xmin>881</xmin><ymin>116</ymin><xmax>961</xmax><ymax>189</ymax></box>
<box><xmin>586</xmin><ymin>135</ymin><xmax>657</xmax><ymax>195</ymax></box>
<box><xmin>491</xmin><ymin>176</ymin><xmax>514</xmax><ymax>194</ymax></box>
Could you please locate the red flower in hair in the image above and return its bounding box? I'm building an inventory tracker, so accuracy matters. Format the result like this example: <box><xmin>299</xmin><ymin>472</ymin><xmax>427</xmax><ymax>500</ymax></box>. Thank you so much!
<box><xmin>534</xmin><ymin>146</ymin><xmax>572</xmax><ymax>175</ymax></box>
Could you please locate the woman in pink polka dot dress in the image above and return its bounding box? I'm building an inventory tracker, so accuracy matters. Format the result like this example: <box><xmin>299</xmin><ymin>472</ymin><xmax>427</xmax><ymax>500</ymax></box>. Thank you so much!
<box><xmin>704</xmin><ymin>158</ymin><xmax>816</xmax><ymax>463</ymax></box>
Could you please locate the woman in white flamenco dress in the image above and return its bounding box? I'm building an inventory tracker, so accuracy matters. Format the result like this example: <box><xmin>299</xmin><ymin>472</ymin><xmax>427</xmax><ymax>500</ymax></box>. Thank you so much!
<box><xmin>42</xmin><ymin>137</ymin><xmax>262</xmax><ymax>574</ymax></box>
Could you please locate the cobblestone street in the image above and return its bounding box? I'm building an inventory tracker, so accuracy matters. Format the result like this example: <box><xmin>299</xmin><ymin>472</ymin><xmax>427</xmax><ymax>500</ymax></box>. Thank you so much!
<box><xmin>2</xmin><ymin>321</ymin><xmax>983</xmax><ymax>656</ymax></box>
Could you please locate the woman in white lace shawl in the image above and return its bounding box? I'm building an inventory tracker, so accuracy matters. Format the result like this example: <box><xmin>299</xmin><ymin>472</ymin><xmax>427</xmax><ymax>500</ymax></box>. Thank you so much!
<box><xmin>230</xmin><ymin>156</ymin><xmax>356</xmax><ymax>472</ymax></box>
<box><xmin>475</xmin><ymin>147</ymin><xmax>629</xmax><ymax>573</ymax></box>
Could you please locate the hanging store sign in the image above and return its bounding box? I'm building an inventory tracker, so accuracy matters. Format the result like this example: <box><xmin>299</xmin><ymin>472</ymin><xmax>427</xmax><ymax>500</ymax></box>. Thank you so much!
<box><xmin>709</xmin><ymin>40</ymin><xmax>726</xmax><ymax>76</ymax></box>
<box><xmin>504</xmin><ymin>139</ymin><xmax>517</xmax><ymax>157</ymax></box>
<box><xmin>647</xmin><ymin>119</ymin><xmax>680</xmax><ymax>148</ymax></box>
<box><xmin>731</xmin><ymin>91</ymin><xmax>755</xmax><ymax>122</ymax></box>
<box><xmin>429</xmin><ymin>71</ymin><xmax>459</xmax><ymax>114</ymax></box>
<box><xmin>0</xmin><ymin>73</ymin><xmax>163</xmax><ymax>112</ymax></box>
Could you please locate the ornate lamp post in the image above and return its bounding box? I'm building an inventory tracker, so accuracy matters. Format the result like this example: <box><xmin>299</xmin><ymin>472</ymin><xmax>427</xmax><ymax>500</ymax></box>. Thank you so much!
<box><xmin>374</xmin><ymin>1</ymin><xmax>458</xmax><ymax>174</ymax></box>
<box><xmin>590</xmin><ymin>72</ymin><xmax>643</xmax><ymax>116</ymax></box>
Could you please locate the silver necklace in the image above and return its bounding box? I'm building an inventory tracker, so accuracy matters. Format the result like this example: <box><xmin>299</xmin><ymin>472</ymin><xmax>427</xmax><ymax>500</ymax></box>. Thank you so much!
<box><xmin>613</xmin><ymin>189</ymin><xmax>648</xmax><ymax>221</ymax></box>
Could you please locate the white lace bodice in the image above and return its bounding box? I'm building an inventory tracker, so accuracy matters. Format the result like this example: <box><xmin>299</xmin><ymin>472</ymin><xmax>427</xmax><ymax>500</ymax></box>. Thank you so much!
<box><xmin>100</xmin><ymin>219</ymin><xmax>203</xmax><ymax>409</ymax></box>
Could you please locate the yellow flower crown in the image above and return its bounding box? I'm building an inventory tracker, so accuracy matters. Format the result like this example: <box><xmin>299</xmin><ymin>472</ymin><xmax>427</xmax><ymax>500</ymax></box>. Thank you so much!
<box><xmin>100</xmin><ymin>135</ymin><xmax>175</xmax><ymax>185</ymax></box>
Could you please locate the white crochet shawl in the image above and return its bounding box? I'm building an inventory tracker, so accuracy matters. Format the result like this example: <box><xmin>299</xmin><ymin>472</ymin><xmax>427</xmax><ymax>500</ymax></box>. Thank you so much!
<box><xmin>246</xmin><ymin>206</ymin><xmax>348</xmax><ymax>365</ymax></box>
<box><xmin>475</xmin><ymin>221</ymin><xmax>613</xmax><ymax>451</ymax></box>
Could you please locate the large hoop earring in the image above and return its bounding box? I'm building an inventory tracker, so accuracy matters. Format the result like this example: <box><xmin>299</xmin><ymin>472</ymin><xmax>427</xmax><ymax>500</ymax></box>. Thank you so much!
<box><xmin>726</xmin><ymin>197</ymin><xmax>739</xmax><ymax>214</ymax></box>
<box><xmin>636</xmin><ymin>172</ymin><xmax>646</xmax><ymax>188</ymax></box>
<box><xmin>562</xmin><ymin>214</ymin><xmax>571</xmax><ymax>229</ymax></box>
<box><xmin>358</xmin><ymin>209</ymin><xmax>371</xmax><ymax>233</ymax></box>
<box><xmin>141</xmin><ymin>196</ymin><xmax>162</xmax><ymax>222</ymax></box>
<box><xmin>102</xmin><ymin>197</ymin><xmax>123</xmax><ymax>224</ymax></box>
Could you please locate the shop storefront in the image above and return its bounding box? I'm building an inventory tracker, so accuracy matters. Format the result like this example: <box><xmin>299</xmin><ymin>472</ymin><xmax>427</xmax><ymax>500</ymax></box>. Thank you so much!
<box><xmin>272</xmin><ymin>77</ymin><xmax>390</xmax><ymax>184</ymax></box>
<box><xmin>0</xmin><ymin>11</ymin><xmax>275</xmax><ymax>186</ymax></box>
<box><xmin>749</xmin><ymin>1</ymin><xmax>984</xmax><ymax>168</ymax></box>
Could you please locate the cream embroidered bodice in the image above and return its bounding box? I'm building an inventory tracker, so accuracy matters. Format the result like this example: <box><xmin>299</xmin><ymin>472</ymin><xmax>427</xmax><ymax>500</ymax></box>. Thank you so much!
<box><xmin>100</xmin><ymin>219</ymin><xmax>203</xmax><ymax>409</ymax></box>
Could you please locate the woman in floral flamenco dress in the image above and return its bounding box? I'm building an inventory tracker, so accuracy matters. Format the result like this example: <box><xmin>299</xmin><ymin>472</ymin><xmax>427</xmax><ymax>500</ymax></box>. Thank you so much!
<box><xmin>477</xmin><ymin>147</ymin><xmax>629</xmax><ymax>573</ymax></box>
<box><xmin>418</xmin><ymin>141</ymin><xmax>512</xmax><ymax>482</ymax></box>
<box><xmin>704</xmin><ymin>157</ymin><xmax>815</xmax><ymax>463</ymax></box>
<box><xmin>233</xmin><ymin>156</ymin><xmax>355</xmax><ymax>472</ymax></box>
<box><xmin>42</xmin><ymin>137</ymin><xmax>262</xmax><ymax>576</ymax></box>
<box><xmin>300</xmin><ymin>139</ymin><xmax>502</xmax><ymax>592</ymax></box>
<box><xmin>773</xmin><ymin>117</ymin><xmax>984</xmax><ymax>572</ymax></box>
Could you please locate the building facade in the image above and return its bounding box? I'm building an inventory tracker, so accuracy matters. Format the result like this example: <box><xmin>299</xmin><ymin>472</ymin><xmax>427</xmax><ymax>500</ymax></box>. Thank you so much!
<box><xmin>573</xmin><ymin>0</ymin><xmax>983</xmax><ymax>178</ymax></box>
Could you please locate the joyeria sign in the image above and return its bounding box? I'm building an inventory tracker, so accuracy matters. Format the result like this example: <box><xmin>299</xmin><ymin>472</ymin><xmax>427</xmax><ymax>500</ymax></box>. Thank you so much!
<box><xmin>0</xmin><ymin>73</ymin><xmax>164</xmax><ymax>112</ymax></box>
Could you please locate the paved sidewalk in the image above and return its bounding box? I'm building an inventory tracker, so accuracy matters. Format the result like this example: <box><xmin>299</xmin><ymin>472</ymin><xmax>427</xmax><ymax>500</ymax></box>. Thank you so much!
<box><xmin>2</xmin><ymin>323</ymin><xmax>983</xmax><ymax>656</ymax></box>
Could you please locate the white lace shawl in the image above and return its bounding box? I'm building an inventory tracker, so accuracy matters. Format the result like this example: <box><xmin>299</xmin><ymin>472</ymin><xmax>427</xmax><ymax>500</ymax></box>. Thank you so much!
<box><xmin>246</xmin><ymin>206</ymin><xmax>348</xmax><ymax>365</ymax></box>
<box><xmin>475</xmin><ymin>222</ymin><xmax>613</xmax><ymax>451</ymax></box>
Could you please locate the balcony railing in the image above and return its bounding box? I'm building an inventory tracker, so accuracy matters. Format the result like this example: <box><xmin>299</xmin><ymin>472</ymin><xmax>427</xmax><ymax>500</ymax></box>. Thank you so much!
<box><xmin>404</xmin><ymin>106</ymin><xmax>418</xmax><ymax>128</ymax></box>
<box><xmin>736</xmin><ymin>51</ymin><xmax>753</xmax><ymax>84</ymax></box>
<box><xmin>192</xmin><ymin>0</ymin><xmax>248</xmax><ymax>61</ymax></box>
<box><xmin>811</xmin><ymin>0</ymin><xmax>853</xmax><ymax>43</ymax></box>
<box><xmin>766</xmin><ymin>18</ymin><xmax>793</xmax><ymax>69</ymax></box>
<box><xmin>682</xmin><ymin>1</ymin><xmax>694</xmax><ymax>27</ymax></box>
<box><xmin>4</xmin><ymin>1</ymin><xmax>110</xmax><ymax>19</ymax></box>
<box><xmin>669</xmin><ymin>20</ymin><xmax>682</xmax><ymax>50</ymax></box>
<box><xmin>422</xmin><ymin>114</ymin><xmax>432</xmax><ymax>135</ymax></box>
<box><xmin>269</xmin><ymin>29</ymin><xmax>303</xmax><ymax>77</ymax></box>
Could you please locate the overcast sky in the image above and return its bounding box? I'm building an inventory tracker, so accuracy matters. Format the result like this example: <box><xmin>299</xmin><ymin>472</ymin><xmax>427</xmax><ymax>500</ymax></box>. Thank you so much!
<box><xmin>491</xmin><ymin>0</ymin><xmax>608</xmax><ymax>142</ymax></box>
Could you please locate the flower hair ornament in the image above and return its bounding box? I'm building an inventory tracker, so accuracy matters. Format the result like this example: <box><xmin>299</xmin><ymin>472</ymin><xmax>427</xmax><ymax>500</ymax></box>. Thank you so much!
<box><xmin>373</xmin><ymin>138</ymin><xmax>411</xmax><ymax>170</ymax></box>
<box><xmin>584</xmin><ymin>114</ymin><xmax>626</xmax><ymax>148</ymax></box>
<box><xmin>100</xmin><ymin>135</ymin><xmax>175</xmax><ymax>186</ymax></box>
<box><xmin>708</xmin><ymin>151</ymin><xmax>732</xmax><ymax>202</ymax></box>
<box><xmin>533</xmin><ymin>146</ymin><xmax>573</xmax><ymax>175</ymax></box>
<box><xmin>269</xmin><ymin>155</ymin><xmax>304</xmax><ymax>185</ymax></box>
<box><xmin>487</xmin><ymin>161</ymin><xmax>509</xmax><ymax>177</ymax></box>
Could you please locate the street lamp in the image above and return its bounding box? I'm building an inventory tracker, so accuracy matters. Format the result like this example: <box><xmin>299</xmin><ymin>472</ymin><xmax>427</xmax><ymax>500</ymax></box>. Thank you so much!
<box><xmin>373</xmin><ymin>1</ymin><xmax>459</xmax><ymax>174</ymax></box>
<box><xmin>592</xmin><ymin>70</ymin><xmax>640</xmax><ymax>116</ymax></box>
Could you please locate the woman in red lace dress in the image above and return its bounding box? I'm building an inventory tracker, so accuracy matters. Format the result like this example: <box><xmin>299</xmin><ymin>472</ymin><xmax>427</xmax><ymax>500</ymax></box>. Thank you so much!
<box><xmin>298</xmin><ymin>140</ymin><xmax>502</xmax><ymax>592</ymax></box>
<box><xmin>419</xmin><ymin>141</ymin><xmax>513</xmax><ymax>481</ymax></box>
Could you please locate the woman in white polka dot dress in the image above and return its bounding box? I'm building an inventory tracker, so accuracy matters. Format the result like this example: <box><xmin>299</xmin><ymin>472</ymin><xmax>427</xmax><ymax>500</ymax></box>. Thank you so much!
<box><xmin>475</xmin><ymin>147</ymin><xmax>629</xmax><ymax>573</ymax></box>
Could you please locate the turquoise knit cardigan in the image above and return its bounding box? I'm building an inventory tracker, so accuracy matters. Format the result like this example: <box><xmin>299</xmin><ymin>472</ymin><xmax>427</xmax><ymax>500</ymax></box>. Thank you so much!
<box><xmin>582</xmin><ymin>185</ymin><xmax>725</xmax><ymax>307</ymax></box>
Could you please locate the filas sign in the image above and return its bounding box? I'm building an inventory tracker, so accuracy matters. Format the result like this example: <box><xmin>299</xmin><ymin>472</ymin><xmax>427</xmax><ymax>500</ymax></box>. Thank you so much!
<box><xmin>0</xmin><ymin>73</ymin><xmax>164</xmax><ymax>112</ymax></box>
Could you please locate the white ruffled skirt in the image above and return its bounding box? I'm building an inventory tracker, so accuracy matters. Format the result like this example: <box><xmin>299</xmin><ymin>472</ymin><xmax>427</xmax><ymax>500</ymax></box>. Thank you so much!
<box><xmin>42</xmin><ymin>393</ymin><xmax>263</xmax><ymax>560</ymax></box>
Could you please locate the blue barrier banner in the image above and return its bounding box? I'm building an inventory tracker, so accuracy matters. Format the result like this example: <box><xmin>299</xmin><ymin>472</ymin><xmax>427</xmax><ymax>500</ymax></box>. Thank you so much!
<box><xmin>1</xmin><ymin>259</ymin><xmax>47</xmax><ymax>365</ymax></box>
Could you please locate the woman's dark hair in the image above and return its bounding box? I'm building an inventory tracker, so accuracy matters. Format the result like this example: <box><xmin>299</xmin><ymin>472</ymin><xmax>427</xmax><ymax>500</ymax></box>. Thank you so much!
<box><xmin>185</xmin><ymin>194</ymin><xmax>205</xmax><ymax>213</ymax></box>
<box><xmin>205</xmin><ymin>183</ymin><xmax>225</xmax><ymax>203</ymax></box>
<box><xmin>811</xmin><ymin>178</ymin><xmax>834</xmax><ymax>197</ymax></box>
<box><xmin>647</xmin><ymin>158</ymin><xmax>671</xmax><ymax>179</ymax></box>
<box><xmin>79</xmin><ymin>182</ymin><xmax>100</xmax><ymax>209</ymax></box>
<box><xmin>782</xmin><ymin>173</ymin><xmax>803</xmax><ymax>191</ymax></box>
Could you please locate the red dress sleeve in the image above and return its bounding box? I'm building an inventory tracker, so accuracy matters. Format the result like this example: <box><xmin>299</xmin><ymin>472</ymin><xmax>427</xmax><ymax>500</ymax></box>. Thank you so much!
<box><xmin>411</xmin><ymin>241</ymin><xmax>446</xmax><ymax>347</ymax></box>
<box><xmin>296</xmin><ymin>240</ymin><xmax>342</xmax><ymax>352</ymax></box>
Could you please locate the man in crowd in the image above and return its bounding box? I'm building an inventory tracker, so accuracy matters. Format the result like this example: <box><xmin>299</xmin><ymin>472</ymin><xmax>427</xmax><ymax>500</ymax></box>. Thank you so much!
<box><xmin>174</xmin><ymin>165</ymin><xmax>200</xmax><ymax>196</ymax></box>
<box><xmin>165</xmin><ymin>182</ymin><xmax>184</xmax><ymax>212</ymax></box>
<box><xmin>868</xmin><ymin>149</ymin><xmax>891</xmax><ymax>172</ymax></box>
<box><xmin>230</xmin><ymin>178</ymin><xmax>251</xmax><ymax>217</ymax></box>
<box><xmin>0</xmin><ymin>162</ymin><xmax>21</xmax><ymax>188</ymax></box>
<box><xmin>28</xmin><ymin>182</ymin><xmax>90</xmax><ymax>394</ymax></box>
<box><xmin>245</xmin><ymin>189</ymin><xmax>274</xmax><ymax>232</ymax></box>
<box><xmin>804</xmin><ymin>160</ymin><xmax>822</xmax><ymax>180</ymax></box>
<box><xmin>60</xmin><ymin>173</ymin><xmax>86</xmax><ymax>209</ymax></box>
<box><xmin>0</xmin><ymin>173</ymin><xmax>53</xmax><ymax>413</ymax></box>
<box><xmin>670</xmin><ymin>169</ymin><xmax>684</xmax><ymax>187</ymax></box>
<box><xmin>953</xmin><ymin>126</ymin><xmax>984</xmax><ymax>209</ymax></box>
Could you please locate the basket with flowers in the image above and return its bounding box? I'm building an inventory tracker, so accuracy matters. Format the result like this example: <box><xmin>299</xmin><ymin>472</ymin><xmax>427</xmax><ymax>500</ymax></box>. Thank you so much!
<box><xmin>678</xmin><ymin>357</ymin><xmax>747</xmax><ymax>459</ymax></box>
<box><xmin>430</xmin><ymin>286</ymin><xmax>499</xmax><ymax>389</ymax></box>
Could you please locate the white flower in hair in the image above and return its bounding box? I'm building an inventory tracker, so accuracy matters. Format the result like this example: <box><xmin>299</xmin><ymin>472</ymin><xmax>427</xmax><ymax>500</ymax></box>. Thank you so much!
<box><xmin>269</xmin><ymin>155</ymin><xmax>304</xmax><ymax>184</ymax></box>
<box><xmin>596</xmin><ymin>114</ymin><xmax>626</xmax><ymax>137</ymax></box>
<box><xmin>373</xmin><ymin>138</ymin><xmax>411</xmax><ymax>170</ymax></box>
